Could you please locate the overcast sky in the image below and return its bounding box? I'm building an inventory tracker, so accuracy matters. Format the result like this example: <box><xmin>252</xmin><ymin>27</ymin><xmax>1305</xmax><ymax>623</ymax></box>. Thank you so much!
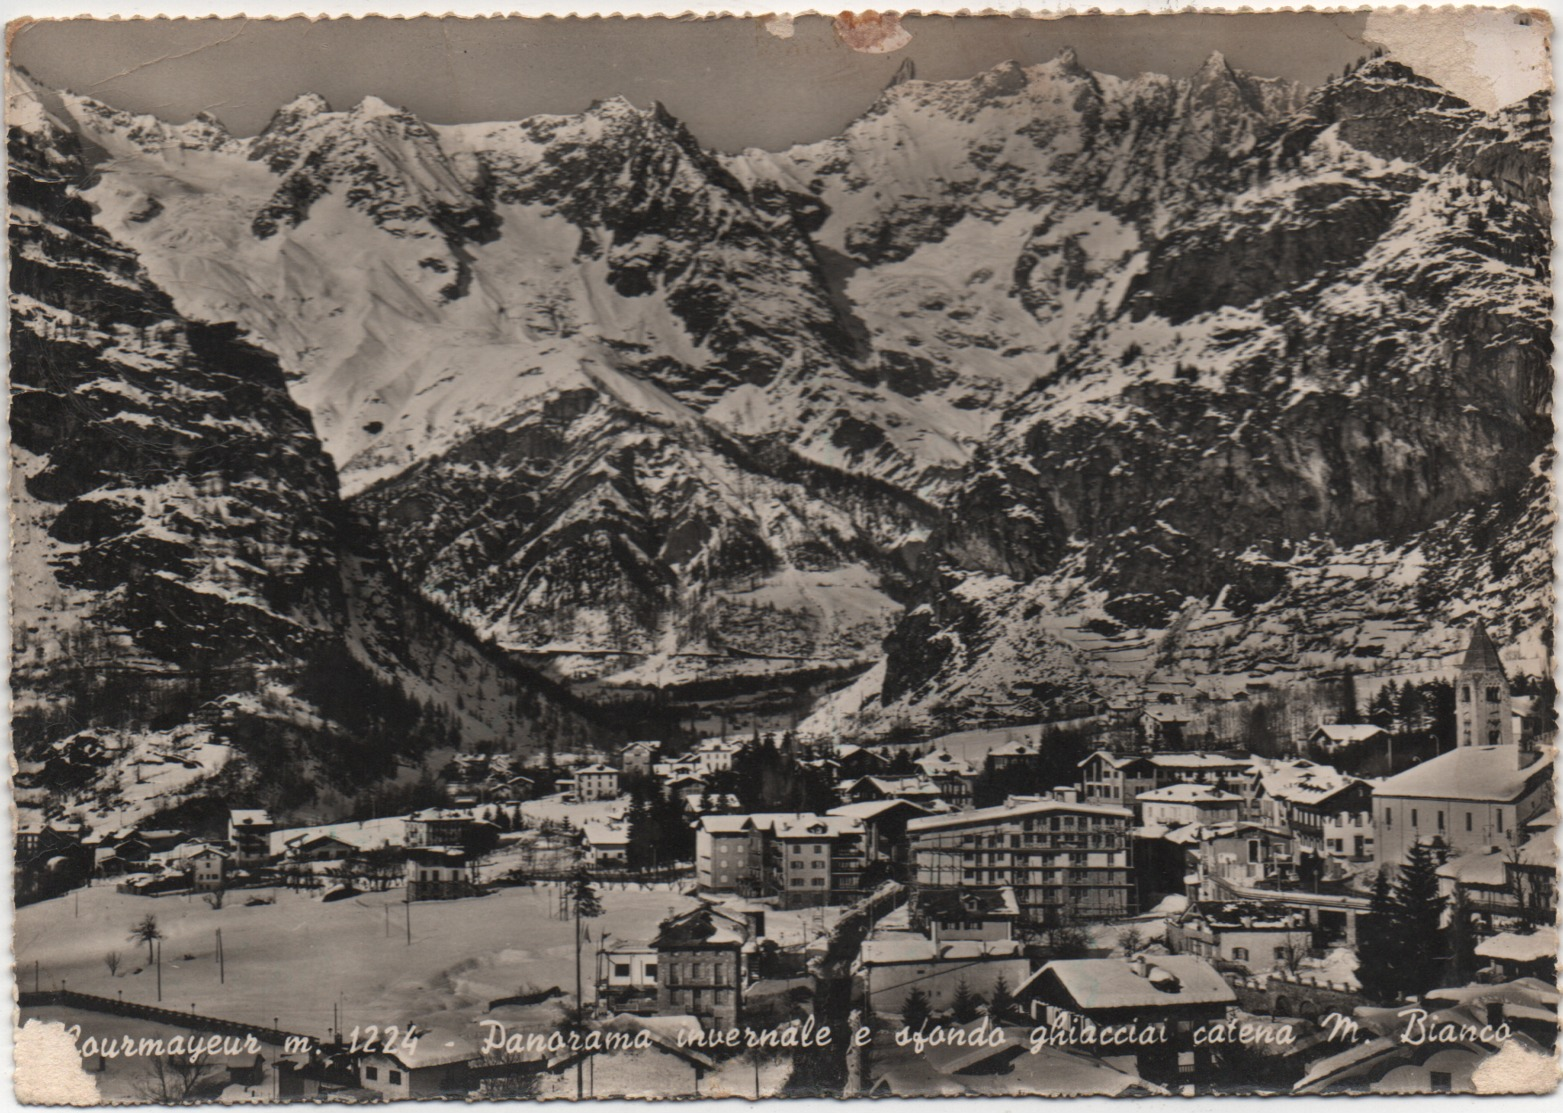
<box><xmin>10</xmin><ymin>14</ymin><xmax>1382</xmax><ymax>152</ymax></box>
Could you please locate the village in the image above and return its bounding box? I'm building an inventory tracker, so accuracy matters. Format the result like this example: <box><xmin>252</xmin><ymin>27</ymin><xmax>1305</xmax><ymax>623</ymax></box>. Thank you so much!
<box><xmin>13</xmin><ymin>627</ymin><xmax>1558</xmax><ymax>1099</ymax></box>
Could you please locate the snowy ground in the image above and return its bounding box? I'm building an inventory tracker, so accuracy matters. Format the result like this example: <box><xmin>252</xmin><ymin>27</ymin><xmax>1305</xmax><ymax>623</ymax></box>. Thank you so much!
<box><xmin>519</xmin><ymin>794</ymin><xmax>628</xmax><ymax>828</ymax></box>
<box><xmin>14</xmin><ymin>882</ymin><xmax>701</xmax><ymax>1042</ymax></box>
<box><xmin>532</xmin><ymin>1046</ymin><xmax>792</xmax><ymax>1100</ymax></box>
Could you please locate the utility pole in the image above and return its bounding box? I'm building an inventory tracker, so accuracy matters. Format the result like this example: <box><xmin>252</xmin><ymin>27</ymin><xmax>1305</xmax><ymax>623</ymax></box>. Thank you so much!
<box><xmin>405</xmin><ymin>895</ymin><xmax>411</xmax><ymax>945</ymax></box>
<box><xmin>575</xmin><ymin>896</ymin><xmax>585</xmax><ymax>1100</ymax></box>
<box><xmin>156</xmin><ymin>940</ymin><xmax>162</xmax><ymax>1002</ymax></box>
<box><xmin>216</xmin><ymin>929</ymin><xmax>224</xmax><ymax>984</ymax></box>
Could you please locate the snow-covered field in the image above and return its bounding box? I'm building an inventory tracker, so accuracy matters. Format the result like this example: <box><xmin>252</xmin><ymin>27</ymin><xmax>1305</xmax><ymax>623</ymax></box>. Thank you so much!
<box><xmin>15</xmin><ymin>882</ymin><xmax>700</xmax><ymax>1041</ymax></box>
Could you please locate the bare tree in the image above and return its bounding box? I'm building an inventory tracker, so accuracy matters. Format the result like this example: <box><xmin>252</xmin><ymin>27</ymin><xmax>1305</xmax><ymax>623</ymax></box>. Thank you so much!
<box><xmin>203</xmin><ymin>886</ymin><xmax>226</xmax><ymax>910</ymax></box>
<box><xmin>1118</xmin><ymin>927</ymin><xmax>1145</xmax><ymax>956</ymax></box>
<box><xmin>103</xmin><ymin>950</ymin><xmax>122</xmax><ymax>977</ymax></box>
<box><xmin>130</xmin><ymin>1055</ymin><xmax>217</xmax><ymax>1103</ymax></box>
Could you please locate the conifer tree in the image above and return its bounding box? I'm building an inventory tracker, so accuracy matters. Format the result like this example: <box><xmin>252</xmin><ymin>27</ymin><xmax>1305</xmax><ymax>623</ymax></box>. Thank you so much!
<box><xmin>901</xmin><ymin>987</ymin><xmax>932</xmax><ymax>1035</ymax></box>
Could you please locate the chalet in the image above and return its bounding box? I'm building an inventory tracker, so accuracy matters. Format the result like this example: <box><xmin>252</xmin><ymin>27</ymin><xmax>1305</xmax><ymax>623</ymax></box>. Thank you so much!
<box><xmin>839</xmin><ymin>775</ymin><xmax>944</xmax><ymax>807</ymax></box>
<box><xmin>405</xmin><ymin>847</ymin><xmax>478</xmax><ymax>901</ymax></box>
<box><xmin>227</xmin><ymin>809</ymin><xmax>275</xmax><ymax>868</ymax></box>
<box><xmin>583</xmin><ymin>822</ymin><xmax>631</xmax><ymax>869</ymax></box>
<box><xmin>357</xmin><ymin>1035</ymin><xmax>474</xmax><ymax>1099</ymax></box>
<box><xmin>186</xmin><ymin>846</ymin><xmax>229</xmax><ymax>891</ymax></box>
<box><xmin>619</xmin><ymin>740</ymin><xmax>662</xmax><ymax>775</ymax></box>
<box><xmin>1015</xmin><ymin>955</ymin><xmax>1237</xmax><ymax>1084</ymax></box>
<box><xmin>827</xmin><ymin>798</ymin><xmax>928</xmax><ymax>864</ymax></box>
<box><xmin>1194</xmin><ymin>822</ymin><xmax>1298</xmax><ymax>894</ymax></box>
<box><xmin>1258</xmin><ymin>764</ymin><xmax>1374</xmax><ymax>858</ymax></box>
<box><xmin>833</xmin><ymin>744</ymin><xmax>888</xmax><ymax>780</ymax></box>
<box><xmin>1140</xmin><ymin>703</ymin><xmax>1194</xmax><ymax>747</ymax></box>
<box><xmin>915</xmin><ymin>750</ymin><xmax>978</xmax><ymax>807</ymax></box>
<box><xmin>1307</xmin><ymin>724</ymin><xmax>1387</xmax><ymax>753</ymax></box>
<box><xmin>283</xmin><ymin>833</ymin><xmax>358</xmax><ymax>863</ymax></box>
<box><xmin>988</xmin><ymin>739</ymin><xmax>1043</xmax><ymax>773</ymax></box>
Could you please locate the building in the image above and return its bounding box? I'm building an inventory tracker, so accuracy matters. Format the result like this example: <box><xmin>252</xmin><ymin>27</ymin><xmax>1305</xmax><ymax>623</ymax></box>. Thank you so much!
<box><xmin>583</xmin><ymin>822</ymin><xmax>631</xmax><ymax>869</ymax></box>
<box><xmin>1015</xmin><ymin>955</ymin><xmax>1237</xmax><ymax>1084</ymax></box>
<box><xmin>774</xmin><ymin>814</ymin><xmax>866</xmax><ymax>908</ymax></box>
<box><xmin>1372</xmin><ymin>746</ymin><xmax>1554</xmax><ymax>866</ymax></box>
<box><xmin>693</xmin><ymin>740</ymin><xmax>743</xmax><ymax>777</ymax></box>
<box><xmin>856</xmin><ymin>935</ymin><xmax>1028</xmax><ymax>1016</ymax></box>
<box><xmin>227</xmin><ymin>809</ymin><xmax>274</xmax><ymax>868</ymax></box>
<box><xmin>839</xmin><ymin>775</ymin><xmax>945</xmax><ymax>808</ymax></box>
<box><xmin>1140</xmin><ymin>704</ymin><xmax>1195</xmax><ymax>747</ymax></box>
<box><xmin>1079</xmin><ymin>751</ymin><xmax>1251</xmax><ymax>809</ymax></box>
<box><xmin>914</xmin><ymin>886</ymin><xmax>1020</xmax><ymax>943</ymax></box>
<box><xmin>282</xmin><ymin>833</ymin><xmax>357</xmax><ymax>863</ymax></box>
<box><xmin>599</xmin><ymin>943</ymin><xmax>660</xmax><ymax>1014</ymax></box>
<box><xmin>357</xmin><ymin>1039</ymin><xmax>474</xmax><ymax>1099</ymax></box>
<box><xmin>833</xmin><ymin>744</ymin><xmax>888</xmax><ymax>780</ymax></box>
<box><xmin>828</xmin><ymin>798</ymin><xmax>928</xmax><ymax>866</ymax></box>
<box><xmin>1258</xmin><ymin>764</ymin><xmax>1374</xmax><ymax>858</ymax></box>
<box><xmin>186</xmin><ymin>846</ymin><xmax>229</xmax><ymax>891</ymax></box>
<box><xmin>653</xmin><ymin>906</ymin><xmax>750</xmax><ymax>1029</ymax></box>
<box><xmin>988</xmin><ymin>740</ymin><xmax>1044</xmax><ymax>773</ymax></box>
<box><xmin>1455</xmin><ymin>626</ymin><xmax>1514</xmax><ymax>748</ymax></box>
<box><xmin>405</xmin><ymin>847</ymin><xmax>477</xmax><ymax>901</ymax></box>
<box><xmin>1306</xmin><ymin>725</ymin><xmax>1388</xmax><ymax>753</ymax></box>
<box><xmin>915</xmin><ymin>750</ymin><xmax>978</xmax><ymax>807</ymax></box>
<box><xmin>908</xmin><ymin>798</ymin><xmax>1136</xmax><ymax>923</ymax></box>
<box><xmin>405</xmin><ymin>809</ymin><xmax>472</xmax><ymax>849</ymax></box>
<box><xmin>1194</xmin><ymin>823</ymin><xmax>1298</xmax><ymax>894</ymax></box>
<box><xmin>1166</xmin><ymin>901</ymin><xmax>1312</xmax><ymax>976</ymax></box>
<box><xmin>1136</xmin><ymin>783</ymin><xmax>1243</xmax><ymax>827</ymax></box>
<box><xmin>695</xmin><ymin>812</ymin><xmax>866</xmax><ymax>906</ymax></box>
<box><xmin>619</xmin><ymin>740</ymin><xmax>661</xmax><ymax>775</ymax></box>
<box><xmin>574</xmin><ymin>764</ymin><xmax>622</xmax><ymax>802</ymax></box>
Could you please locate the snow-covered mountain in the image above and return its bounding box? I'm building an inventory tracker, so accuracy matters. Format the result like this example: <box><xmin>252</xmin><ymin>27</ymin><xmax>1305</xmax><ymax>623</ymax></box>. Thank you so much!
<box><xmin>23</xmin><ymin>49</ymin><xmax>1552</xmax><ymax>731</ymax></box>
<box><xmin>9</xmin><ymin>73</ymin><xmax>599</xmax><ymax>827</ymax></box>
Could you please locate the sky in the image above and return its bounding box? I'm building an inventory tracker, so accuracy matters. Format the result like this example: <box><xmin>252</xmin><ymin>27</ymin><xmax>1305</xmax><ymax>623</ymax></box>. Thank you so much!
<box><xmin>8</xmin><ymin>13</ymin><xmax>1386</xmax><ymax>153</ymax></box>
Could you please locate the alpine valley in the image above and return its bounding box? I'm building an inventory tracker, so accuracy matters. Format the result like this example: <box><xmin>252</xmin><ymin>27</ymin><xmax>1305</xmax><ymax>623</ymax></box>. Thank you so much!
<box><xmin>7</xmin><ymin>47</ymin><xmax>1552</xmax><ymax>816</ymax></box>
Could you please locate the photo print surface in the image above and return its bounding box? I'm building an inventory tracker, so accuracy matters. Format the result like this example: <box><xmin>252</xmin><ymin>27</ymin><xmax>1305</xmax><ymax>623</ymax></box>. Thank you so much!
<box><xmin>7</xmin><ymin>9</ymin><xmax>1557</xmax><ymax>1101</ymax></box>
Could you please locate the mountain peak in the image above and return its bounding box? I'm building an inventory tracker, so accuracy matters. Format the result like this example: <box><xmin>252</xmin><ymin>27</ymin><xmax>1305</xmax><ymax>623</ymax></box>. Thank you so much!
<box><xmin>353</xmin><ymin>94</ymin><xmax>404</xmax><ymax>119</ymax></box>
<box><xmin>278</xmin><ymin>92</ymin><xmax>332</xmax><ymax>116</ymax></box>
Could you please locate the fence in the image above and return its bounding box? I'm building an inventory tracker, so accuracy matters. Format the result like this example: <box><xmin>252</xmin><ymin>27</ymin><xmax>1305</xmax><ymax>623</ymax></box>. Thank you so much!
<box><xmin>18</xmin><ymin>988</ymin><xmax>315</xmax><ymax>1049</ymax></box>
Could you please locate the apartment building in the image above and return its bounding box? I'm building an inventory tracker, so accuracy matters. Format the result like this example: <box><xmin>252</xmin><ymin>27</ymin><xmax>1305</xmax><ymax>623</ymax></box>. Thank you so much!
<box><xmin>907</xmin><ymin>798</ymin><xmax>1136</xmax><ymax>923</ymax></box>
<box><xmin>695</xmin><ymin>812</ymin><xmax>867</xmax><ymax>907</ymax></box>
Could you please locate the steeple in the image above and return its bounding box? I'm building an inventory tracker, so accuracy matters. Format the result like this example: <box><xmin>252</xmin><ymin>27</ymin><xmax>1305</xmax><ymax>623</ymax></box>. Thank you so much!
<box><xmin>1455</xmin><ymin>624</ymin><xmax>1513</xmax><ymax>748</ymax></box>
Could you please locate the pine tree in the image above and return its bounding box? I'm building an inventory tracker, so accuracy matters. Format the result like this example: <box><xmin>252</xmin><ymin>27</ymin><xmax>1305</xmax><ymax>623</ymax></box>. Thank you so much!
<box><xmin>989</xmin><ymin>974</ymin><xmax>1014</xmax><ymax>1022</ymax></box>
<box><xmin>901</xmin><ymin>987</ymin><xmax>932</xmax><ymax>1035</ymax></box>
<box><xmin>950</xmin><ymin>978</ymin><xmax>983</xmax><ymax>1024</ymax></box>
<box><xmin>1356</xmin><ymin>870</ymin><xmax>1402</xmax><ymax>1003</ymax></box>
<box><xmin>1392</xmin><ymin>840</ymin><xmax>1449</xmax><ymax>992</ymax></box>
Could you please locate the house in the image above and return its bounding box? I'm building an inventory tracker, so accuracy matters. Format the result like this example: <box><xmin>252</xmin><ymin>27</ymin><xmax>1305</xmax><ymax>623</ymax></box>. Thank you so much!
<box><xmin>1140</xmin><ymin>704</ymin><xmax>1195</xmax><ymax>747</ymax></box>
<box><xmin>599</xmin><ymin>943</ymin><xmax>660</xmax><ymax>1014</ymax></box>
<box><xmin>405</xmin><ymin>809</ymin><xmax>472</xmax><ymax>849</ymax></box>
<box><xmin>1136</xmin><ymin>783</ymin><xmax>1243</xmax><ymax>828</ymax></box>
<box><xmin>827</xmin><ymin>798</ymin><xmax>928</xmax><ymax>865</ymax></box>
<box><xmin>908</xmin><ymin>798</ymin><xmax>1136</xmax><ymax>923</ymax></box>
<box><xmin>1258</xmin><ymin>764</ymin><xmax>1374</xmax><ymax>858</ymax></box>
<box><xmin>283</xmin><ymin>833</ymin><xmax>358</xmax><ymax>863</ymax></box>
<box><xmin>187</xmin><ymin>846</ymin><xmax>229</xmax><ymax>892</ymax></box>
<box><xmin>833</xmin><ymin>744</ymin><xmax>888</xmax><ymax>780</ymax></box>
<box><xmin>1455</xmin><ymin>626</ymin><xmax>1514</xmax><ymax>748</ymax></box>
<box><xmin>1505</xmin><ymin>823</ymin><xmax>1558</xmax><ymax>923</ymax></box>
<box><xmin>582</xmin><ymin>823</ymin><xmax>631</xmax><ymax>869</ymax></box>
<box><xmin>1437</xmin><ymin>847</ymin><xmax>1518</xmax><ymax>921</ymax></box>
<box><xmin>405</xmin><ymin>847</ymin><xmax>477</xmax><ymax>901</ymax></box>
<box><xmin>1015</xmin><ymin>955</ymin><xmax>1237</xmax><ymax>1084</ymax></box>
<box><xmin>915</xmin><ymin>886</ymin><xmax>1020</xmax><ymax>943</ymax></box>
<box><xmin>1165</xmin><ymin>901</ymin><xmax>1312</xmax><ymax>976</ymax></box>
<box><xmin>1473</xmin><ymin>927</ymin><xmax>1557</xmax><ymax>982</ymax></box>
<box><xmin>692</xmin><ymin>739</ymin><xmax>743</xmax><ymax>777</ymax></box>
<box><xmin>357</xmin><ymin>1036</ymin><xmax>474</xmax><ymax>1098</ymax></box>
<box><xmin>227</xmin><ymin>809</ymin><xmax>274</xmax><ymax>868</ymax></box>
<box><xmin>988</xmin><ymin>740</ymin><xmax>1044</xmax><ymax>773</ymax></box>
<box><xmin>915</xmin><ymin>750</ymin><xmax>978</xmax><ymax>807</ymax></box>
<box><xmin>679</xmin><ymin>792</ymin><xmax>742</xmax><ymax>818</ymax></box>
<box><xmin>619</xmin><ymin>741</ymin><xmax>661</xmax><ymax>775</ymax></box>
<box><xmin>1372</xmin><ymin>745</ymin><xmax>1554</xmax><ymax>866</ymax></box>
<box><xmin>1194</xmin><ymin>822</ymin><xmax>1298</xmax><ymax>893</ymax></box>
<box><xmin>855</xmin><ymin>936</ymin><xmax>1028</xmax><ymax>1016</ymax></box>
<box><xmin>773</xmin><ymin>814</ymin><xmax>866</xmax><ymax>908</ymax></box>
<box><xmin>653</xmin><ymin>906</ymin><xmax>750</xmax><ymax>1029</ymax></box>
<box><xmin>839</xmin><ymin>775</ymin><xmax>945</xmax><ymax>808</ymax></box>
<box><xmin>696</xmin><ymin>816</ymin><xmax>761</xmax><ymax>894</ymax></box>
<box><xmin>574</xmin><ymin>764</ymin><xmax>622</xmax><ymax>802</ymax></box>
<box><xmin>1307</xmin><ymin>724</ymin><xmax>1388</xmax><ymax>753</ymax></box>
<box><xmin>1078</xmin><ymin>752</ymin><xmax>1158</xmax><ymax>806</ymax></box>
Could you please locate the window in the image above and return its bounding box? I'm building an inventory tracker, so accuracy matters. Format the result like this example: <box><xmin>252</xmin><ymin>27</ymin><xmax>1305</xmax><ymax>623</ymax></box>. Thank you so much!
<box><xmin>814</xmin><ymin>860</ymin><xmax>825</xmax><ymax>870</ymax></box>
<box><xmin>1438</xmin><ymin>811</ymin><xmax>1445</xmax><ymax>831</ymax></box>
<box><xmin>1248</xmin><ymin>840</ymin><xmax>1260</xmax><ymax>864</ymax></box>
<box><xmin>1232</xmin><ymin>947</ymin><xmax>1250</xmax><ymax>961</ymax></box>
<box><xmin>1411</xmin><ymin>809</ymin><xmax>1418</xmax><ymax>828</ymax></box>
<box><xmin>1486</xmin><ymin>687</ymin><xmax>1501</xmax><ymax>703</ymax></box>
<box><xmin>614</xmin><ymin>963</ymin><xmax>631</xmax><ymax>977</ymax></box>
<box><xmin>814</xmin><ymin>845</ymin><xmax>823</xmax><ymax>855</ymax></box>
<box><xmin>365</xmin><ymin>1068</ymin><xmax>378</xmax><ymax>1081</ymax></box>
<box><xmin>1466</xmin><ymin>812</ymin><xmax>1473</xmax><ymax>832</ymax></box>
<box><xmin>645</xmin><ymin>964</ymin><xmax>657</xmax><ymax>980</ymax></box>
<box><xmin>1461</xmin><ymin>686</ymin><xmax>1471</xmax><ymax>704</ymax></box>
<box><xmin>1385</xmin><ymin>809</ymin><xmax>1392</xmax><ymax>828</ymax></box>
<box><xmin>811</xmin><ymin>877</ymin><xmax>826</xmax><ymax>887</ymax></box>
<box><xmin>1497</xmin><ymin>811</ymin><xmax>1504</xmax><ymax>833</ymax></box>
<box><xmin>388</xmin><ymin>1071</ymin><xmax>402</xmax><ymax>1085</ymax></box>
<box><xmin>1274</xmin><ymin>947</ymin><xmax>1287</xmax><ymax>960</ymax></box>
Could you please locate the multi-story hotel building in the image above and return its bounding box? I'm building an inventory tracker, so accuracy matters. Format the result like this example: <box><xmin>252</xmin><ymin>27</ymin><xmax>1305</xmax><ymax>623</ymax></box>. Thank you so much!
<box><xmin>907</xmin><ymin>798</ymin><xmax>1136</xmax><ymax>923</ymax></box>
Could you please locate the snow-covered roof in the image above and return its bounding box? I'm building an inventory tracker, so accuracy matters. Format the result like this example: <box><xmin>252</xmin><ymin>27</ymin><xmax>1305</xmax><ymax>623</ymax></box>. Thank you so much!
<box><xmin>1517</xmin><ymin>824</ymin><xmax>1558</xmax><ymax>867</ymax></box>
<box><xmin>908</xmin><ymin>797</ymin><xmax>1130</xmax><ymax>834</ymax></box>
<box><xmin>229</xmin><ymin>809</ymin><xmax>273</xmax><ymax>826</ymax></box>
<box><xmin>1311</xmin><ymin>724</ymin><xmax>1386</xmax><ymax>743</ymax></box>
<box><xmin>1137</xmin><ymin>783</ymin><xmax>1243</xmax><ymax>805</ymax></box>
<box><xmin>990</xmin><ymin>740</ymin><xmax>1041</xmax><ymax>757</ymax></box>
<box><xmin>858</xmin><ymin>936</ymin><xmax>1021</xmax><ymax>966</ymax></box>
<box><xmin>1261</xmin><ymin>765</ymin><xmax>1363</xmax><ymax>804</ymax></box>
<box><xmin>916</xmin><ymin>749</ymin><xmax>975</xmax><ymax>776</ymax></box>
<box><xmin>1148</xmin><ymin>752</ymin><xmax>1249</xmax><ymax>770</ymax></box>
<box><xmin>1435</xmin><ymin>846</ymin><xmax>1509</xmax><ymax>887</ymax></box>
<box><xmin>828</xmin><ymin>799</ymin><xmax>930</xmax><ymax>821</ymax></box>
<box><xmin>575</xmin><ymin>763</ymin><xmax>620</xmax><ymax>776</ymax></box>
<box><xmin>699</xmin><ymin>816</ymin><xmax>753</xmax><ymax>834</ymax></box>
<box><xmin>1475</xmin><ymin>927</ymin><xmax>1558</xmax><ymax>964</ymax></box>
<box><xmin>582</xmin><ymin>822</ymin><xmax>630</xmax><ymax>846</ymax></box>
<box><xmin>1374</xmin><ymin>746</ymin><xmax>1553</xmax><ymax>802</ymax></box>
<box><xmin>1142</xmin><ymin>705</ymin><xmax>1194</xmax><ymax>724</ymax></box>
<box><xmin>775</xmin><ymin>815</ymin><xmax>862</xmax><ymax>840</ymax></box>
<box><xmin>1025</xmin><ymin>956</ymin><xmax>1236</xmax><ymax>1010</ymax></box>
